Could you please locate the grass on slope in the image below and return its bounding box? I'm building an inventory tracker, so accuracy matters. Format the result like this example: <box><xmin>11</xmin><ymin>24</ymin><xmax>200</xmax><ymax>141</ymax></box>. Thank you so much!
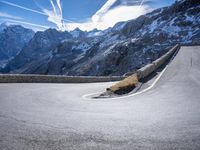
<box><xmin>107</xmin><ymin>73</ymin><xmax>139</xmax><ymax>94</ymax></box>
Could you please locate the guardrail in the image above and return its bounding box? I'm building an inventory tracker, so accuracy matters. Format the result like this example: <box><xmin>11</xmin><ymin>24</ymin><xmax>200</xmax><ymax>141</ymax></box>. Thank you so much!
<box><xmin>136</xmin><ymin>44</ymin><xmax>180</xmax><ymax>80</ymax></box>
<box><xmin>107</xmin><ymin>44</ymin><xmax>180</xmax><ymax>93</ymax></box>
<box><xmin>0</xmin><ymin>74</ymin><xmax>124</xmax><ymax>83</ymax></box>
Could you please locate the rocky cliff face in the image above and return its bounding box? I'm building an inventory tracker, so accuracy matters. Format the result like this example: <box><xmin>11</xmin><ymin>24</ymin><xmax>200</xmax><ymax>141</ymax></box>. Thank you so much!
<box><xmin>1</xmin><ymin>0</ymin><xmax>200</xmax><ymax>75</ymax></box>
<box><xmin>1</xmin><ymin>29</ymin><xmax>72</xmax><ymax>73</ymax></box>
<box><xmin>0</xmin><ymin>24</ymin><xmax>34</xmax><ymax>67</ymax></box>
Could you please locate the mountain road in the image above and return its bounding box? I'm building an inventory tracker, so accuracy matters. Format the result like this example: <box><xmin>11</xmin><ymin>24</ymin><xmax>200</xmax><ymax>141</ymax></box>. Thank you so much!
<box><xmin>0</xmin><ymin>46</ymin><xmax>200</xmax><ymax>150</ymax></box>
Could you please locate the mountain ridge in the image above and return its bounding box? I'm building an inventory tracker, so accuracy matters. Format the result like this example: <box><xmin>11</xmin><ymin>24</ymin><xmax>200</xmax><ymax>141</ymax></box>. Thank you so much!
<box><xmin>1</xmin><ymin>0</ymin><xmax>199</xmax><ymax>75</ymax></box>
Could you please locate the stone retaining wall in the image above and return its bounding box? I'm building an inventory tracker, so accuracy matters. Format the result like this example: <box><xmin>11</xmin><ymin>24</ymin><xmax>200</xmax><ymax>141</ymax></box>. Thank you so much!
<box><xmin>0</xmin><ymin>74</ymin><xmax>124</xmax><ymax>83</ymax></box>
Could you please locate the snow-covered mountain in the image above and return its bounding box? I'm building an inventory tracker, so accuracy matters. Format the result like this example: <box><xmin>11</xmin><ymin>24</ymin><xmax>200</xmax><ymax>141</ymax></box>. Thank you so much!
<box><xmin>1</xmin><ymin>0</ymin><xmax>200</xmax><ymax>75</ymax></box>
<box><xmin>0</xmin><ymin>24</ymin><xmax>34</xmax><ymax>67</ymax></box>
<box><xmin>1</xmin><ymin>28</ymin><xmax>72</xmax><ymax>73</ymax></box>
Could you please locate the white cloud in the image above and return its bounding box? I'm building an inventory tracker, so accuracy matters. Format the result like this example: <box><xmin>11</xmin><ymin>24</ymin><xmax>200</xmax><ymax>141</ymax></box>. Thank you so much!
<box><xmin>65</xmin><ymin>4</ymin><xmax>151</xmax><ymax>31</ymax></box>
<box><xmin>96</xmin><ymin>5</ymin><xmax>149</xmax><ymax>28</ymax></box>
<box><xmin>0</xmin><ymin>12</ymin><xmax>24</xmax><ymax>20</ymax></box>
<box><xmin>41</xmin><ymin>0</ymin><xmax>72</xmax><ymax>31</ymax></box>
<box><xmin>92</xmin><ymin>0</ymin><xmax>117</xmax><ymax>23</ymax></box>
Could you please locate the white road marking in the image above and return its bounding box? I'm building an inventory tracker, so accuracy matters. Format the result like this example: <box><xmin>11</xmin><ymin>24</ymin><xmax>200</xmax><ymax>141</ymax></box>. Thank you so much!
<box><xmin>82</xmin><ymin>66</ymin><xmax>167</xmax><ymax>100</ymax></box>
<box><xmin>82</xmin><ymin>48</ymin><xmax>179</xmax><ymax>100</ymax></box>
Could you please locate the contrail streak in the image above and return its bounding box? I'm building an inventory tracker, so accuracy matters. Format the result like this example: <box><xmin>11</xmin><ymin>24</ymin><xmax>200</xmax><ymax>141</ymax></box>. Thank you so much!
<box><xmin>50</xmin><ymin>0</ymin><xmax>57</xmax><ymax>14</ymax></box>
<box><xmin>2</xmin><ymin>18</ymin><xmax>50</xmax><ymax>29</ymax></box>
<box><xmin>42</xmin><ymin>0</ymin><xmax>66</xmax><ymax>30</ymax></box>
<box><xmin>139</xmin><ymin>0</ymin><xmax>145</xmax><ymax>7</ymax></box>
<box><xmin>0</xmin><ymin>0</ymin><xmax>73</xmax><ymax>23</ymax></box>
<box><xmin>0</xmin><ymin>12</ymin><xmax>24</xmax><ymax>20</ymax></box>
<box><xmin>0</xmin><ymin>0</ymin><xmax>46</xmax><ymax>15</ymax></box>
<box><xmin>56</xmin><ymin>0</ymin><xmax>62</xmax><ymax>17</ymax></box>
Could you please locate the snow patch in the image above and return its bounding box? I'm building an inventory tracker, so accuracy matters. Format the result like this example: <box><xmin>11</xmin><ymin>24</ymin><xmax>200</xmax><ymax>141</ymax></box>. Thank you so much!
<box><xmin>185</xmin><ymin>14</ymin><xmax>194</xmax><ymax>22</ymax></box>
<box><xmin>72</xmin><ymin>42</ymin><xmax>90</xmax><ymax>52</ymax></box>
<box><xmin>103</xmin><ymin>44</ymin><xmax>118</xmax><ymax>56</ymax></box>
<box><xmin>100</xmin><ymin>34</ymin><xmax>122</xmax><ymax>48</ymax></box>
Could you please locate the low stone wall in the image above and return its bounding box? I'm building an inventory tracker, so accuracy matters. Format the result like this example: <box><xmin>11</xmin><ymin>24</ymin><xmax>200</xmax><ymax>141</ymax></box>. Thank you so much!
<box><xmin>0</xmin><ymin>74</ymin><xmax>124</xmax><ymax>83</ymax></box>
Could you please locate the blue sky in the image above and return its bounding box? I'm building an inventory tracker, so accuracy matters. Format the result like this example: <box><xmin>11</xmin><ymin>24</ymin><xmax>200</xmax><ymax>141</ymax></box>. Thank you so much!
<box><xmin>0</xmin><ymin>0</ymin><xmax>175</xmax><ymax>31</ymax></box>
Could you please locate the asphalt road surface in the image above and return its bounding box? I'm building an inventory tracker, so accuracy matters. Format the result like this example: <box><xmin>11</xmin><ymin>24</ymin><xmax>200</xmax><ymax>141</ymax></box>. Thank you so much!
<box><xmin>0</xmin><ymin>46</ymin><xmax>200</xmax><ymax>150</ymax></box>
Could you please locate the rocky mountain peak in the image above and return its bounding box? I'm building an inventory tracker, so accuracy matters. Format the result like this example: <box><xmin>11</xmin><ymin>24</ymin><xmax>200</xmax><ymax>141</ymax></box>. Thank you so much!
<box><xmin>70</xmin><ymin>27</ymin><xmax>86</xmax><ymax>38</ymax></box>
<box><xmin>0</xmin><ymin>24</ymin><xmax>34</xmax><ymax>67</ymax></box>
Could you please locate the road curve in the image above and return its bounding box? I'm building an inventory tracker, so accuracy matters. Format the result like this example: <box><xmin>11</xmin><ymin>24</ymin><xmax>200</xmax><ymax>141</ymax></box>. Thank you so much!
<box><xmin>0</xmin><ymin>46</ymin><xmax>200</xmax><ymax>150</ymax></box>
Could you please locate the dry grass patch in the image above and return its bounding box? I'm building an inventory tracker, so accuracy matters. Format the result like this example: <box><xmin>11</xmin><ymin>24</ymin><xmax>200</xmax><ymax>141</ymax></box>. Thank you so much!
<box><xmin>107</xmin><ymin>73</ymin><xmax>139</xmax><ymax>94</ymax></box>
